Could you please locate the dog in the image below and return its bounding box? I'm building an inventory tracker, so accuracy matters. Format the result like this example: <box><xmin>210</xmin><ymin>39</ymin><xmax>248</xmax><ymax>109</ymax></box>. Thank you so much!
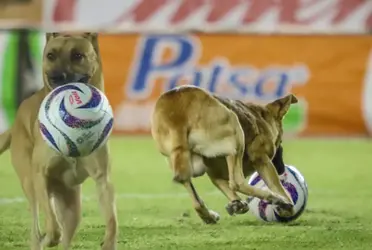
<box><xmin>0</xmin><ymin>33</ymin><xmax>118</xmax><ymax>250</ymax></box>
<box><xmin>151</xmin><ymin>85</ymin><xmax>297</xmax><ymax>224</ymax></box>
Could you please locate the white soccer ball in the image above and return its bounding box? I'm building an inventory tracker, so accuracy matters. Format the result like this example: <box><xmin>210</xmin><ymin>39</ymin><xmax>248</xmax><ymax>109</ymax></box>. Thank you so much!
<box><xmin>247</xmin><ymin>165</ymin><xmax>308</xmax><ymax>222</ymax></box>
<box><xmin>38</xmin><ymin>82</ymin><xmax>114</xmax><ymax>157</ymax></box>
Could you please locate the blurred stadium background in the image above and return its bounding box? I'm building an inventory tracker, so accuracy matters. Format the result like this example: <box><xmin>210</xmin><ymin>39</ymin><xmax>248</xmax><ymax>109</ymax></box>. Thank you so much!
<box><xmin>0</xmin><ymin>0</ymin><xmax>372</xmax><ymax>249</ymax></box>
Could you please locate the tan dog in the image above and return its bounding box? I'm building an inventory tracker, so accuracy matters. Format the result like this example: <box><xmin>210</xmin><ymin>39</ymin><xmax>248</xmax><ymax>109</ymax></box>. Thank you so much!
<box><xmin>151</xmin><ymin>85</ymin><xmax>297</xmax><ymax>224</ymax></box>
<box><xmin>0</xmin><ymin>33</ymin><xmax>117</xmax><ymax>250</ymax></box>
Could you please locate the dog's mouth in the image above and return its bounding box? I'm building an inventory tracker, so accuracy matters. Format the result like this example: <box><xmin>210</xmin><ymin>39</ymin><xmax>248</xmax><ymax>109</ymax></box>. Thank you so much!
<box><xmin>48</xmin><ymin>73</ymin><xmax>91</xmax><ymax>87</ymax></box>
<box><xmin>76</xmin><ymin>74</ymin><xmax>90</xmax><ymax>84</ymax></box>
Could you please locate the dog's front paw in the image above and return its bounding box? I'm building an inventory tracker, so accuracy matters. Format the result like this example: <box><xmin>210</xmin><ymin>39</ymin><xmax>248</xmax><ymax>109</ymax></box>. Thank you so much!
<box><xmin>100</xmin><ymin>241</ymin><xmax>116</xmax><ymax>250</ymax></box>
<box><xmin>41</xmin><ymin>232</ymin><xmax>60</xmax><ymax>248</ymax></box>
<box><xmin>204</xmin><ymin>210</ymin><xmax>220</xmax><ymax>224</ymax></box>
<box><xmin>196</xmin><ymin>209</ymin><xmax>220</xmax><ymax>224</ymax></box>
<box><xmin>267</xmin><ymin>191</ymin><xmax>294</xmax><ymax>207</ymax></box>
<box><xmin>225</xmin><ymin>200</ymin><xmax>249</xmax><ymax>216</ymax></box>
<box><xmin>173</xmin><ymin>170</ymin><xmax>191</xmax><ymax>184</ymax></box>
<box><xmin>173</xmin><ymin>174</ymin><xmax>187</xmax><ymax>183</ymax></box>
<box><xmin>275</xmin><ymin>204</ymin><xmax>295</xmax><ymax>217</ymax></box>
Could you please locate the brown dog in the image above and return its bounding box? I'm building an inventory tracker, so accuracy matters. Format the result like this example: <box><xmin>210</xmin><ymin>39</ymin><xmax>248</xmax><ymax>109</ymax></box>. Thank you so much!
<box><xmin>151</xmin><ymin>85</ymin><xmax>297</xmax><ymax>224</ymax></box>
<box><xmin>0</xmin><ymin>33</ymin><xmax>117</xmax><ymax>250</ymax></box>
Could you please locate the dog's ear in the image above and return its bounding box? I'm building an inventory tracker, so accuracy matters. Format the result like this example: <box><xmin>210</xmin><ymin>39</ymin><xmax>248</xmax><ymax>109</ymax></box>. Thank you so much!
<box><xmin>82</xmin><ymin>33</ymin><xmax>98</xmax><ymax>41</ymax></box>
<box><xmin>82</xmin><ymin>33</ymin><xmax>98</xmax><ymax>47</ymax></box>
<box><xmin>266</xmin><ymin>94</ymin><xmax>298</xmax><ymax>120</ymax></box>
<box><xmin>83</xmin><ymin>33</ymin><xmax>100</xmax><ymax>59</ymax></box>
<box><xmin>45</xmin><ymin>33</ymin><xmax>59</xmax><ymax>42</ymax></box>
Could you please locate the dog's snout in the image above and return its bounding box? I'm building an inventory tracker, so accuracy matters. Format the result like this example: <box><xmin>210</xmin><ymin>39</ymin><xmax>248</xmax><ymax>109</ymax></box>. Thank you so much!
<box><xmin>74</xmin><ymin>74</ymin><xmax>90</xmax><ymax>84</ymax></box>
<box><xmin>48</xmin><ymin>72</ymin><xmax>90</xmax><ymax>86</ymax></box>
<box><xmin>48</xmin><ymin>71</ymin><xmax>67</xmax><ymax>85</ymax></box>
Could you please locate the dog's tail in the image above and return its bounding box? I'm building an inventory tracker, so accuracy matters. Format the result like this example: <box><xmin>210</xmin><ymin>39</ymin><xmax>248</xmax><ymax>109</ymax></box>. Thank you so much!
<box><xmin>169</xmin><ymin>127</ymin><xmax>191</xmax><ymax>182</ymax></box>
<box><xmin>0</xmin><ymin>129</ymin><xmax>11</xmax><ymax>155</ymax></box>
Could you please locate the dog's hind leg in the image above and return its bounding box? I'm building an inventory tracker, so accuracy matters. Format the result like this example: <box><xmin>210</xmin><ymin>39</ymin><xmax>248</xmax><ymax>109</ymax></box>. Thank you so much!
<box><xmin>183</xmin><ymin>181</ymin><xmax>220</xmax><ymax>224</ymax></box>
<box><xmin>169</xmin><ymin>127</ymin><xmax>192</xmax><ymax>183</ymax></box>
<box><xmin>207</xmin><ymin>175</ymin><xmax>249</xmax><ymax>216</ymax></box>
<box><xmin>164</xmin><ymin>154</ymin><xmax>219</xmax><ymax>223</ymax></box>
<box><xmin>204</xmin><ymin>159</ymin><xmax>248</xmax><ymax>216</ymax></box>
<box><xmin>224</xmin><ymin>112</ymin><xmax>247</xmax><ymax>191</ymax></box>
<box><xmin>52</xmin><ymin>183</ymin><xmax>82</xmax><ymax>250</ymax></box>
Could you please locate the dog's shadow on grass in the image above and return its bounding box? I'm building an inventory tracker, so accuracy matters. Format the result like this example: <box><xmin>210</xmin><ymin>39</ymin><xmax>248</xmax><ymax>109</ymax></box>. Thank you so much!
<box><xmin>83</xmin><ymin>208</ymin><xmax>365</xmax><ymax>234</ymax></box>
<box><xmin>197</xmin><ymin>208</ymin><xmax>362</xmax><ymax>228</ymax></box>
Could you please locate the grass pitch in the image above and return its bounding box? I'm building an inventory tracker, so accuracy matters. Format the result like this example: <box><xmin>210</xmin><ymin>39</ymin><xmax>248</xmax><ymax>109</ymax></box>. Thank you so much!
<box><xmin>0</xmin><ymin>137</ymin><xmax>371</xmax><ymax>250</ymax></box>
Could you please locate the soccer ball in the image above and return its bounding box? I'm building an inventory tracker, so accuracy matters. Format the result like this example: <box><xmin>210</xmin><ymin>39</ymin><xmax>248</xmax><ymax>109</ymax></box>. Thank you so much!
<box><xmin>38</xmin><ymin>82</ymin><xmax>114</xmax><ymax>157</ymax></box>
<box><xmin>247</xmin><ymin>165</ymin><xmax>308</xmax><ymax>222</ymax></box>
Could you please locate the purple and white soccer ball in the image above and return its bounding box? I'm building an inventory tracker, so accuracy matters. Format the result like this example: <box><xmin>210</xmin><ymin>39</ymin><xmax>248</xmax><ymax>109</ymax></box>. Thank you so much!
<box><xmin>247</xmin><ymin>165</ymin><xmax>308</xmax><ymax>222</ymax></box>
<box><xmin>38</xmin><ymin>82</ymin><xmax>114</xmax><ymax>157</ymax></box>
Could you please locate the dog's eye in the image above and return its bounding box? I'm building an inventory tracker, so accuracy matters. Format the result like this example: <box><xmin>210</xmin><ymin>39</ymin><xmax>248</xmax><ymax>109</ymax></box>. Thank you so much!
<box><xmin>71</xmin><ymin>53</ymin><xmax>84</xmax><ymax>61</ymax></box>
<box><xmin>46</xmin><ymin>53</ymin><xmax>56</xmax><ymax>61</ymax></box>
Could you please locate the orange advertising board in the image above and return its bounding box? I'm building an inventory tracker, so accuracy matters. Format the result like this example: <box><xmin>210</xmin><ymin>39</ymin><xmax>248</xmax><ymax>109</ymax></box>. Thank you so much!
<box><xmin>99</xmin><ymin>35</ymin><xmax>372</xmax><ymax>137</ymax></box>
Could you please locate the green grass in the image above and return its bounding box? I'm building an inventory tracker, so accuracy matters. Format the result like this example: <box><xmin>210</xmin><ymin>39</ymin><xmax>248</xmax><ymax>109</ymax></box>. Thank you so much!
<box><xmin>0</xmin><ymin>137</ymin><xmax>371</xmax><ymax>250</ymax></box>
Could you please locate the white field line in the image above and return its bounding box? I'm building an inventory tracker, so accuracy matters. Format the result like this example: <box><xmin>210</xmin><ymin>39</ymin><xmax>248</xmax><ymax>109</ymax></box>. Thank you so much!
<box><xmin>0</xmin><ymin>192</ymin><xmax>222</xmax><ymax>205</ymax></box>
<box><xmin>0</xmin><ymin>189</ymin><xmax>328</xmax><ymax>206</ymax></box>
<box><xmin>0</xmin><ymin>192</ymin><xmax>221</xmax><ymax>205</ymax></box>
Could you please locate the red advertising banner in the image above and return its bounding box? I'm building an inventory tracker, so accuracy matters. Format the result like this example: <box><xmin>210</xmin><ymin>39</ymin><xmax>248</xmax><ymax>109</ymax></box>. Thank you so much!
<box><xmin>45</xmin><ymin>0</ymin><xmax>372</xmax><ymax>34</ymax></box>
<box><xmin>0</xmin><ymin>0</ymin><xmax>371</xmax><ymax>33</ymax></box>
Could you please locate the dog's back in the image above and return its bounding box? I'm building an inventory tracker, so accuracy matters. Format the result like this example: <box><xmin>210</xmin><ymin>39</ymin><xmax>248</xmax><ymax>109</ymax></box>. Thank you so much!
<box><xmin>213</xmin><ymin>96</ymin><xmax>263</xmax><ymax>144</ymax></box>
